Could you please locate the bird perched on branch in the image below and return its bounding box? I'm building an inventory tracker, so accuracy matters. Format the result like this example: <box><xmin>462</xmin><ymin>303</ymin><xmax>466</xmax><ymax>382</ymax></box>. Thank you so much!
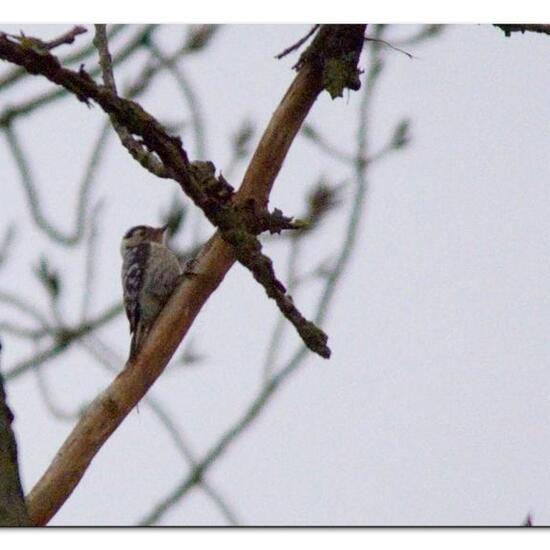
<box><xmin>120</xmin><ymin>224</ymin><xmax>183</xmax><ymax>358</ymax></box>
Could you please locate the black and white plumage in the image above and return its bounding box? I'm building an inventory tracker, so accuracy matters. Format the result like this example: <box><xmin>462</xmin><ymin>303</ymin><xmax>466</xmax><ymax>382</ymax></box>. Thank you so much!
<box><xmin>121</xmin><ymin>225</ymin><xmax>182</xmax><ymax>358</ymax></box>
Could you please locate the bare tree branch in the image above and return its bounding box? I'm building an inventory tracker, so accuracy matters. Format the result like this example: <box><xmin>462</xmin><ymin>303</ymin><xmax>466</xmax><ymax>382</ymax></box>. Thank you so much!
<box><xmin>495</xmin><ymin>24</ymin><xmax>550</xmax><ymax>37</ymax></box>
<box><xmin>0</xmin><ymin>289</ymin><xmax>51</xmax><ymax>328</ymax></box>
<box><xmin>0</xmin><ymin>342</ymin><xmax>31</xmax><ymax>526</ymax></box>
<box><xmin>34</xmin><ymin>362</ymin><xmax>83</xmax><ymax>422</ymax></box>
<box><xmin>364</xmin><ymin>36</ymin><xmax>415</xmax><ymax>59</ymax></box>
<box><xmin>301</xmin><ymin>123</ymin><xmax>356</xmax><ymax>164</ymax></box>
<box><xmin>80</xmin><ymin>201</ymin><xmax>104</xmax><ymax>322</ymax></box>
<box><xmin>93</xmin><ymin>24</ymin><xmax>168</xmax><ymax>178</ymax></box>
<box><xmin>0</xmin><ymin>24</ymin><xmax>126</xmax><ymax>92</ymax></box>
<box><xmin>28</xmin><ymin>25</ymin><xmax>87</xmax><ymax>51</ymax></box>
<box><xmin>3</xmin><ymin>123</ymin><xmax>98</xmax><ymax>246</ymax></box>
<box><xmin>0</xmin><ymin>224</ymin><xmax>15</xmax><ymax>270</ymax></box>
<box><xmin>0</xmin><ymin>25</ymin><xmax>158</xmax><ymax>128</ymax></box>
<box><xmin>147</xmin><ymin>40</ymin><xmax>207</xmax><ymax>159</ymax></box>
<box><xmin>4</xmin><ymin>302</ymin><xmax>123</xmax><ymax>382</ymax></box>
<box><xmin>275</xmin><ymin>24</ymin><xmax>320</xmax><ymax>60</ymax></box>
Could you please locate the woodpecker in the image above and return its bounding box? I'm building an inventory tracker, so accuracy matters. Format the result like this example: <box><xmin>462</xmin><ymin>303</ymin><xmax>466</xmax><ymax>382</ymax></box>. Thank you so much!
<box><xmin>120</xmin><ymin>224</ymin><xmax>182</xmax><ymax>358</ymax></box>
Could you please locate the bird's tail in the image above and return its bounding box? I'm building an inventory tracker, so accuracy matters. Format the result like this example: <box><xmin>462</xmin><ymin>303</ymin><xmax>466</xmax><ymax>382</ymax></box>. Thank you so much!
<box><xmin>129</xmin><ymin>324</ymin><xmax>150</xmax><ymax>360</ymax></box>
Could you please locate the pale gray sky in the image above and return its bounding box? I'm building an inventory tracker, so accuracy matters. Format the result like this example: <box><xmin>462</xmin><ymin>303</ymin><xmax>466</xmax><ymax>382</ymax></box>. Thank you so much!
<box><xmin>1</xmin><ymin>24</ymin><xmax>550</xmax><ymax>526</ymax></box>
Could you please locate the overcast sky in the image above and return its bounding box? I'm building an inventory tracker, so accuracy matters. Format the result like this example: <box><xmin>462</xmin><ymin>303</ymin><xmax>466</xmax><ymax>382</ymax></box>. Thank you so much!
<box><xmin>1</xmin><ymin>24</ymin><xmax>550</xmax><ymax>526</ymax></box>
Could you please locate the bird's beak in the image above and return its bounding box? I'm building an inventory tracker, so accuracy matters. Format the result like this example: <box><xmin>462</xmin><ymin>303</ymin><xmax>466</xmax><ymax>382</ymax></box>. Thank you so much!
<box><xmin>154</xmin><ymin>224</ymin><xmax>169</xmax><ymax>242</ymax></box>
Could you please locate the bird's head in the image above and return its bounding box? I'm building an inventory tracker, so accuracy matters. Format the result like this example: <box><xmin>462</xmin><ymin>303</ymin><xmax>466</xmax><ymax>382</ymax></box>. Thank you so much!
<box><xmin>121</xmin><ymin>224</ymin><xmax>168</xmax><ymax>252</ymax></box>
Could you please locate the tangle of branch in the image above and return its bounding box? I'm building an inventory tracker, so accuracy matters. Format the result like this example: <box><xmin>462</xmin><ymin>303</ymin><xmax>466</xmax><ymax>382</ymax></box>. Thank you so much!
<box><xmin>0</xmin><ymin>26</ymin><xmax>334</xmax><ymax>357</ymax></box>
<box><xmin>142</xmin><ymin>29</ymin><xmax>390</xmax><ymax>524</ymax></box>
<box><xmin>0</xmin><ymin>24</ymin><xmax>366</xmax><ymax>525</ymax></box>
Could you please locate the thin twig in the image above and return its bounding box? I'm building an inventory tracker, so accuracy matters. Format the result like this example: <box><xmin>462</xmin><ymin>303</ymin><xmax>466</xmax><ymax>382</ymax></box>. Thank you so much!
<box><xmin>43</xmin><ymin>26</ymin><xmax>88</xmax><ymax>51</ymax></box>
<box><xmin>0</xmin><ymin>224</ymin><xmax>16</xmax><ymax>269</ymax></box>
<box><xmin>4</xmin><ymin>302</ymin><xmax>123</xmax><ymax>381</ymax></box>
<box><xmin>222</xmin><ymin>119</ymin><xmax>255</xmax><ymax>180</ymax></box>
<box><xmin>0</xmin><ymin>290</ymin><xmax>51</xmax><ymax>328</ymax></box>
<box><xmin>364</xmin><ymin>36</ymin><xmax>415</xmax><ymax>59</ymax></box>
<box><xmin>301</xmin><ymin>124</ymin><xmax>356</xmax><ymax>164</ymax></box>
<box><xmin>5</xmin><ymin>26</ymin><xmax>87</xmax><ymax>56</ymax></box>
<box><xmin>147</xmin><ymin>40</ymin><xmax>207</xmax><ymax>159</ymax></box>
<box><xmin>3</xmin><ymin>125</ymin><xmax>95</xmax><ymax>246</ymax></box>
<box><xmin>93</xmin><ymin>25</ymin><xmax>117</xmax><ymax>91</ymax></box>
<box><xmin>93</xmin><ymin>24</ymin><xmax>168</xmax><ymax>179</ymax></box>
<box><xmin>80</xmin><ymin>201</ymin><xmax>104</xmax><ymax>322</ymax></box>
<box><xmin>3</xmin><ymin>111</ymin><xmax>108</xmax><ymax>246</ymax></box>
<box><xmin>0</xmin><ymin>322</ymin><xmax>46</xmax><ymax>340</ymax></box>
<box><xmin>275</xmin><ymin>25</ymin><xmax>320</xmax><ymax>59</ymax></box>
<box><xmin>34</xmin><ymin>363</ymin><xmax>83</xmax><ymax>422</ymax></box>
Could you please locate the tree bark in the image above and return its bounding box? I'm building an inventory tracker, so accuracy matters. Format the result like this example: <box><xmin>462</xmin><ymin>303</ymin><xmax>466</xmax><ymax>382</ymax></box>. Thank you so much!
<box><xmin>0</xmin><ymin>343</ymin><xmax>31</xmax><ymax>526</ymax></box>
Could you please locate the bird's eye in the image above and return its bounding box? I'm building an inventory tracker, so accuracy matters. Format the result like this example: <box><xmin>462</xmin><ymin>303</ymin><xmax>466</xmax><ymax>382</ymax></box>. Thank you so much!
<box><xmin>124</xmin><ymin>226</ymin><xmax>146</xmax><ymax>239</ymax></box>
